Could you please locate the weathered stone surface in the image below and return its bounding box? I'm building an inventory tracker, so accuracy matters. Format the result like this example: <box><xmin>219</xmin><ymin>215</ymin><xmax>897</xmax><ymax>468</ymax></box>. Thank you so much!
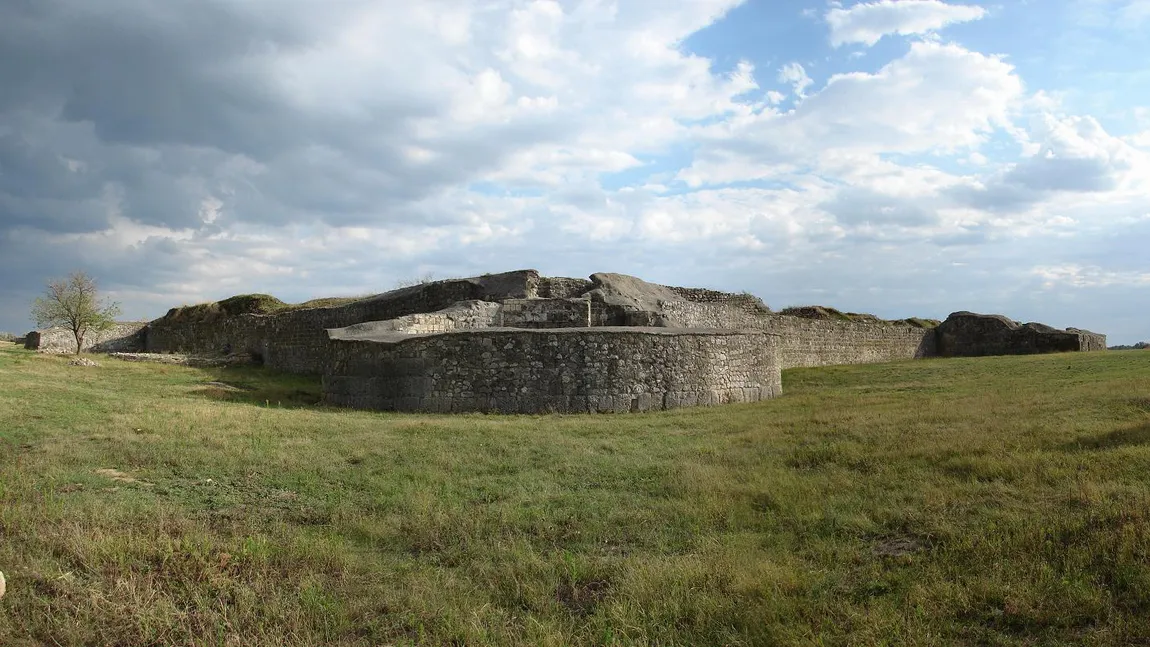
<box><xmin>499</xmin><ymin>298</ymin><xmax>591</xmax><ymax>328</ymax></box>
<box><xmin>1068</xmin><ymin>328</ymin><xmax>1108</xmax><ymax>352</ymax></box>
<box><xmin>127</xmin><ymin>270</ymin><xmax>1105</xmax><ymax>415</ymax></box>
<box><xmin>146</xmin><ymin>270</ymin><xmax>540</xmax><ymax>373</ymax></box>
<box><xmin>585</xmin><ymin>272</ymin><xmax>685</xmax><ymax>326</ymax></box>
<box><xmin>936</xmin><ymin>312</ymin><xmax>1106</xmax><ymax>357</ymax></box>
<box><xmin>534</xmin><ymin>276</ymin><xmax>593</xmax><ymax>299</ymax></box>
<box><xmin>108</xmin><ymin>352</ymin><xmax>254</xmax><ymax>367</ymax></box>
<box><xmin>333</xmin><ymin>300</ymin><xmax>503</xmax><ymax>336</ymax></box>
<box><xmin>323</xmin><ymin>327</ymin><xmax>782</xmax><ymax>414</ymax></box>
<box><xmin>24</xmin><ymin>322</ymin><xmax>147</xmax><ymax>354</ymax></box>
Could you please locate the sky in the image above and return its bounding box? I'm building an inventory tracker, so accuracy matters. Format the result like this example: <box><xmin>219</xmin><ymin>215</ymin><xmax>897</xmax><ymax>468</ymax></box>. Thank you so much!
<box><xmin>1</xmin><ymin>0</ymin><xmax>1148</xmax><ymax>343</ymax></box>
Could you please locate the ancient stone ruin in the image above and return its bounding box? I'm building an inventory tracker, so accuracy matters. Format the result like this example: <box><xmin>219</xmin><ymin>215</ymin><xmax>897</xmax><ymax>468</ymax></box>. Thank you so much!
<box><xmin>23</xmin><ymin>270</ymin><xmax>1107</xmax><ymax>413</ymax></box>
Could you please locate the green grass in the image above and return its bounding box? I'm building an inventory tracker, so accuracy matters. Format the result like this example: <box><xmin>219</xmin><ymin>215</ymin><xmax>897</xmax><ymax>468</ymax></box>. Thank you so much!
<box><xmin>1</xmin><ymin>342</ymin><xmax>1149</xmax><ymax>645</ymax></box>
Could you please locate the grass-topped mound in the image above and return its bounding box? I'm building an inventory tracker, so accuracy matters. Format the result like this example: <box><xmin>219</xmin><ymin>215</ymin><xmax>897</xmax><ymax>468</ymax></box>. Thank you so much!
<box><xmin>1</xmin><ymin>342</ymin><xmax>1148</xmax><ymax>645</ymax></box>
<box><xmin>780</xmin><ymin>305</ymin><xmax>941</xmax><ymax>328</ymax></box>
<box><xmin>161</xmin><ymin>294</ymin><xmax>367</xmax><ymax>323</ymax></box>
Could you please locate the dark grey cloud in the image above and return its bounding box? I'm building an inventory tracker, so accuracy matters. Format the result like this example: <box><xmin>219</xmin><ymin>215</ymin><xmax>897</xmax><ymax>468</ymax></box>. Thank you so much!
<box><xmin>949</xmin><ymin>151</ymin><xmax>1125</xmax><ymax>212</ymax></box>
<box><xmin>1003</xmin><ymin>152</ymin><xmax>1121</xmax><ymax>193</ymax></box>
<box><xmin>0</xmin><ymin>0</ymin><xmax>577</xmax><ymax>238</ymax></box>
<box><xmin>0</xmin><ymin>0</ymin><xmax>312</xmax><ymax>150</ymax></box>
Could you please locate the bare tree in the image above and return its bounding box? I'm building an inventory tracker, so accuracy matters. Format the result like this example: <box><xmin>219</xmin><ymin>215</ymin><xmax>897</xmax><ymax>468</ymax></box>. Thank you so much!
<box><xmin>31</xmin><ymin>271</ymin><xmax>121</xmax><ymax>355</ymax></box>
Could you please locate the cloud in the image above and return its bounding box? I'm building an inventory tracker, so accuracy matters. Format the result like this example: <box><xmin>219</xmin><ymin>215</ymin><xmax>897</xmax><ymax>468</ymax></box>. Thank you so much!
<box><xmin>1033</xmin><ymin>264</ymin><xmax>1150</xmax><ymax>289</ymax></box>
<box><xmin>952</xmin><ymin>113</ymin><xmax>1148</xmax><ymax>210</ymax></box>
<box><xmin>1127</xmin><ymin>130</ymin><xmax>1150</xmax><ymax>148</ymax></box>
<box><xmin>826</xmin><ymin>0</ymin><xmax>987</xmax><ymax>47</ymax></box>
<box><xmin>818</xmin><ymin>187</ymin><xmax>940</xmax><ymax>227</ymax></box>
<box><xmin>681</xmin><ymin>41</ymin><xmax>1023</xmax><ymax>185</ymax></box>
<box><xmin>1</xmin><ymin>0</ymin><xmax>1148</xmax><ymax>346</ymax></box>
<box><xmin>1121</xmin><ymin>0</ymin><xmax>1150</xmax><ymax>24</ymax></box>
<box><xmin>778</xmin><ymin>62</ymin><xmax>814</xmax><ymax>97</ymax></box>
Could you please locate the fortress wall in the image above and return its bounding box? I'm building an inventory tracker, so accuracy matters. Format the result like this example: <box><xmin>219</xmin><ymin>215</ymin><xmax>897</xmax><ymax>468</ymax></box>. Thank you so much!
<box><xmin>763</xmin><ymin>316</ymin><xmax>937</xmax><ymax>368</ymax></box>
<box><xmin>500</xmin><ymin>298</ymin><xmax>591</xmax><ymax>328</ymax></box>
<box><xmin>534</xmin><ymin>277</ymin><xmax>593</xmax><ymax>299</ymax></box>
<box><xmin>666</xmin><ymin>286</ymin><xmax>771</xmax><ymax>315</ymax></box>
<box><xmin>335</xmin><ymin>302</ymin><xmax>503</xmax><ymax>337</ymax></box>
<box><xmin>660</xmin><ymin>301</ymin><xmax>768</xmax><ymax>329</ymax></box>
<box><xmin>24</xmin><ymin>322</ymin><xmax>148</xmax><ymax>354</ymax></box>
<box><xmin>1072</xmin><ymin>329</ymin><xmax>1108</xmax><ymax>352</ymax></box>
<box><xmin>936</xmin><ymin>313</ymin><xmax>1107</xmax><ymax>357</ymax></box>
<box><xmin>658</xmin><ymin>301</ymin><xmax>937</xmax><ymax>368</ymax></box>
<box><xmin>145</xmin><ymin>271</ymin><xmax>540</xmax><ymax>373</ymax></box>
<box><xmin>384</xmin><ymin>311</ymin><xmax>500</xmax><ymax>334</ymax></box>
<box><xmin>323</xmin><ymin>327</ymin><xmax>782</xmax><ymax>414</ymax></box>
<box><xmin>145</xmin><ymin>315</ymin><xmax>269</xmax><ymax>358</ymax></box>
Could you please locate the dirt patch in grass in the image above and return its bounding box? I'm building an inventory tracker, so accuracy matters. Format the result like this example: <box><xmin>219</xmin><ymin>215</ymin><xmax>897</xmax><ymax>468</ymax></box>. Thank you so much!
<box><xmin>873</xmin><ymin>536</ymin><xmax>924</xmax><ymax>558</ymax></box>
<box><xmin>94</xmin><ymin>468</ymin><xmax>138</xmax><ymax>484</ymax></box>
<box><xmin>556</xmin><ymin>578</ymin><xmax>610</xmax><ymax>617</ymax></box>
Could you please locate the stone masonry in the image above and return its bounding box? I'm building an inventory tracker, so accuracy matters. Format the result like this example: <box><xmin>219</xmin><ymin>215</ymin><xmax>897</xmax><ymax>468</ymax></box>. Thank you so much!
<box><xmin>21</xmin><ymin>270</ymin><xmax>1107</xmax><ymax>414</ymax></box>
<box><xmin>24</xmin><ymin>322</ymin><xmax>148</xmax><ymax>354</ymax></box>
<box><xmin>324</xmin><ymin>327</ymin><xmax>781</xmax><ymax>414</ymax></box>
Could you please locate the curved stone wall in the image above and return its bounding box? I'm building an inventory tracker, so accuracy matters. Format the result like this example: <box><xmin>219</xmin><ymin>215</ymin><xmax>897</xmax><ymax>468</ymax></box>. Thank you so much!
<box><xmin>323</xmin><ymin>327</ymin><xmax>782</xmax><ymax>414</ymax></box>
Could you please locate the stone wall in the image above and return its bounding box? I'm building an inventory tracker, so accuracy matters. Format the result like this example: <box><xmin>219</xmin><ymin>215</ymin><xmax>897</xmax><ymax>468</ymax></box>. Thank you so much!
<box><xmin>500</xmin><ymin>298</ymin><xmax>590</xmax><ymax>328</ymax></box>
<box><xmin>667</xmin><ymin>286</ymin><xmax>771</xmax><ymax>313</ymax></box>
<box><xmin>658</xmin><ymin>301</ymin><xmax>935</xmax><ymax>368</ymax></box>
<box><xmin>146</xmin><ymin>271</ymin><xmax>541</xmax><ymax>373</ymax></box>
<box><xmin>534</xmin><ymin>277</ymin><xmax>593</xmax><ymax>299</ymax></box>
<box><xmin>332</xmin><ymin>301</ymin><xmax>502</xmax><ymax>336</ymax></box>
<box><xmin>323</xmin><ymin>327</ymin><xmax>782</xmax><ymax>414</ymax></box>
<box><xmin>1070</xmin><ymin>328</ymin><xmax>1108</xmax><ymax>352</ymax></box>
<box><xmin>936</xmin><ymin>312</ymin><xmax>1107</xmax><ymax>357</ymax></box>
<box><xmin>139</xmin><ymin>271</ymin><xmax>1102</xmax><ymax>390</ymax></box>
<box><xmin>761</xmin><ymin>315</ymin><xmax>937</xmax><ymax>368</ymax></box>
<box><xmin>24</xmin><ymin>322</ymin><xmax>147</xmax><ymax>354</ymax></box>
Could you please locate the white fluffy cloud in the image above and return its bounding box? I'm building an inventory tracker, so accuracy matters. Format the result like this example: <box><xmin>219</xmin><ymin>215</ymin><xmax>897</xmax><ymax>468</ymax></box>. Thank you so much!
<box><xmin>827</xmin><ymin>0</ymin><xmax>987</xmax><ymax>47</ymax></box>
<box><xmin>1033</xmin><ymin>264</ymin><xmax>1150</xmax><ymax>289</ymax></box>
<box><xmin>1121</xmin><ymin>0</ymin><xmax>1150</xmax><ymax>24</ymax></box>
<box><xmin>1</xmin><ymin>0</ymin><xmax>1149</xmax><ymax>343</ymax></box>
<box><xmin>778</xmin><ymin>62</ymin><xmax>813</xmax><ymax>97</ymax></box>
<box><xmin>680</xmin><ymin>41</ymin><xmax>1023</xmax><ymax>187</ymax></box>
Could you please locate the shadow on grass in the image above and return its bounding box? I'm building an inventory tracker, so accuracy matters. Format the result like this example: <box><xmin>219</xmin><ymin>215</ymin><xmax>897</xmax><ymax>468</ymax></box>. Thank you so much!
<box><xmin>1061</xmin><ymin>421</ymin><xmax>1150</xmax><ymax>452</ymax></box>
<box><xmin>188</xmin><ymin>367</ymin><xmax>324</xmax><ymax>409</ymax></box>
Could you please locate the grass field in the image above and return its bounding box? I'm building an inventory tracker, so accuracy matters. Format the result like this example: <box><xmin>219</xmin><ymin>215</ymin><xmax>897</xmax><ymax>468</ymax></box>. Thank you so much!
<box><xmin>1</xmin><ymin>342</ymin><xmax>1149</xmax><ymax>646</ymax></box>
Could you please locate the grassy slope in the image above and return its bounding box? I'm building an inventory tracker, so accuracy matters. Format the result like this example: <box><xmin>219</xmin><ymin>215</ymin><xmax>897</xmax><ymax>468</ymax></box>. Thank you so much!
<box><xmin>1</xmin><ymin>343</ymin><xmax>1149</xmax><ymax>646</ymax></box>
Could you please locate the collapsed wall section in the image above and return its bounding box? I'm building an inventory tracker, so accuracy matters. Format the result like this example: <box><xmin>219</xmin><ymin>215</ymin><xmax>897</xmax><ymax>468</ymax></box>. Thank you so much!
<box><xmin>323</xmin><ymin>327</ymin><xmax>782</xmax><ymax>414</ymax></box>
<box><xmin>936</xmin><ymin>312</ymin><xmax>1107</xmax><ymax>356</ymax></box>
<box><xmin>1070</xmin><ymin>329</ymin><xmax>1108</xmax><ymax>352</ymax></box>
<box><xmin>24</xmin><ymin>322</ymin><xmax>147</xmax><ymax>354</ymax></box>
<box><xmin>145</xmin><ymin>270</ymin><xmax>540</xmax><ymax>373</ymax></box>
